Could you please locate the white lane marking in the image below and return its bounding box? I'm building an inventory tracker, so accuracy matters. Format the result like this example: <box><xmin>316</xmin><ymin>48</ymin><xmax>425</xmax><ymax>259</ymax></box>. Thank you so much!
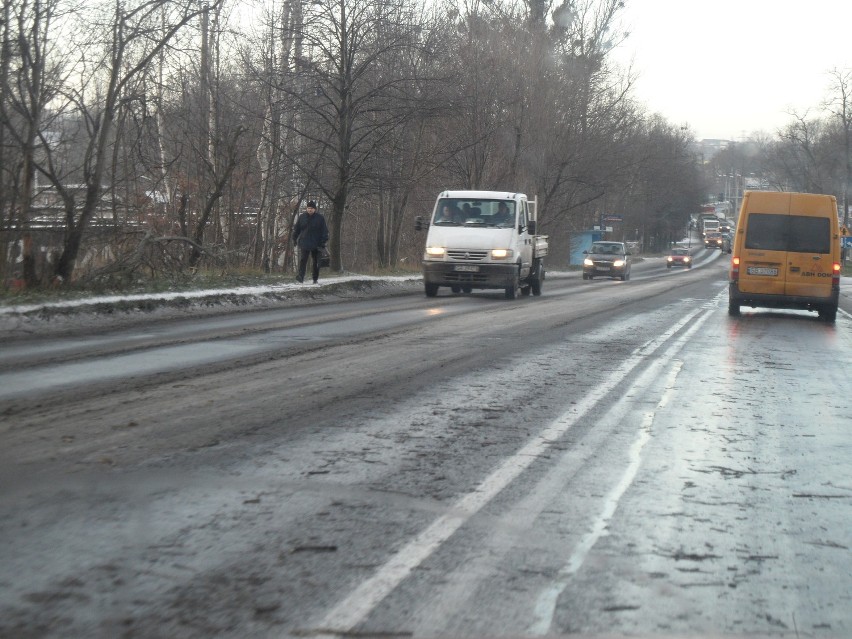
<box><xmin>308</xmin><ymin>308</ymin><xmax>706</xmax><ymax>636</ymax></box>
<box><xmin>527</xmin><ymin>311</ymin><xmax>712</xmax><ymax>636</ymax></box>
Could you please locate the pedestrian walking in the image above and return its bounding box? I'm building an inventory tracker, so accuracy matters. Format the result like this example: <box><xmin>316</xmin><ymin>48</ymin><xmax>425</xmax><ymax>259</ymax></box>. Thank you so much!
<box><xmin>293</xmin><ymin>201</ymin><xmax>329</xmax><ymax>284</ymax></box>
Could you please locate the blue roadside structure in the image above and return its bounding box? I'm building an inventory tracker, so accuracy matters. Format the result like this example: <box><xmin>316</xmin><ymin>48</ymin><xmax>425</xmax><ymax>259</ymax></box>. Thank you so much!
<box><xmin>569</xmin><ymin>230</ymin><xmax>604</xmax><ymax>265</ymax></box>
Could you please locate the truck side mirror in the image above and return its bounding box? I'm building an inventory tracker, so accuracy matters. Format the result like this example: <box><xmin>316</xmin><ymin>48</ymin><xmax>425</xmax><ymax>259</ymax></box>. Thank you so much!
<box><xmin>527</xmin><ymin>220</ymin><xmax>536</xmax><ymax>234</ymax></box>
<box><xmin>415</xmin><ymin>215</ymin><xmax>426</xmax><ymax>231</ymax></box>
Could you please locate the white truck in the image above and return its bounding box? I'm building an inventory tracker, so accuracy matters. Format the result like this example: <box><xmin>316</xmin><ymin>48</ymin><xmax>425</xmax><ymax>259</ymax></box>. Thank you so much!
<box><xmin>415</xmin><ymin>190</ymin><xmax>548</xmax><ymax>299</ymax></box>
<box><xmin>702</xmin><ymin>217</ymin><xmax>720</xmax><ymax>237</ymax></box>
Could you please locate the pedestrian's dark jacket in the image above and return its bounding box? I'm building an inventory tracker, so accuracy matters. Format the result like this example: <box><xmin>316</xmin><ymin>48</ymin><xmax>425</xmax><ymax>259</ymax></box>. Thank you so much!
<box><xmin>293</xmin><ymin>211</ymin><xmax>329</xmax><ymax>251</ymax></box>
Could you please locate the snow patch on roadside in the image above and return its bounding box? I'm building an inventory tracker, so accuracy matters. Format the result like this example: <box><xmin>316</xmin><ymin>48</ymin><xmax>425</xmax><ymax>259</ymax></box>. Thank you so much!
<box><xmin>1</xmin><ymin>275</ymin><xmax>423</xmax><ymax>338</ymax></box>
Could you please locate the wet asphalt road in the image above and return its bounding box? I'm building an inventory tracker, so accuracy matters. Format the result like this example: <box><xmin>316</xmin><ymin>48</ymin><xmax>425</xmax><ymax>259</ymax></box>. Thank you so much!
<box><xmin>1</xmin><ymin>250</ymin><xmax>851</xmax><ymax>638</ymax></box>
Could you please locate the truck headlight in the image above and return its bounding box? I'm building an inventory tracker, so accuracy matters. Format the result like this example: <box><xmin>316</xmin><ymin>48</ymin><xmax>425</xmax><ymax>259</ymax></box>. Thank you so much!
<box><xmin>491</xmin><ymin>249</ymin><xmax>513</xmax><ymax>259</ymax></box>
<box><xmin>425</xmin><ymin>246</ymin><xmax>446</xmax><ymax>257</ymax></box>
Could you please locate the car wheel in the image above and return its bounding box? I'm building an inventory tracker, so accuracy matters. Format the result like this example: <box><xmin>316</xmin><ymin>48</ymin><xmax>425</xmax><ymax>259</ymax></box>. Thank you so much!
<box><xmin>462</xmin><ymin>285</ymin><xmax>472</xmax><ymax>294</ymax></box>
<box><xmin>451</xmin><ymin>285</ymin><xmax>461</xmax><ymax>294</ymax></box>
<box><xmin>425</xmin><ymin>282</ymin><xmax>439</xmax><ymax>297</ymax></box>
<box><xmin>582</xmin><ymin>273</ymin><xmax>589</xmax><ymax>280</ymax></box>
<box><xmin>667</xmin><ymin>264</ymin><xmax>671</xmax><ymax>269</ymax></box>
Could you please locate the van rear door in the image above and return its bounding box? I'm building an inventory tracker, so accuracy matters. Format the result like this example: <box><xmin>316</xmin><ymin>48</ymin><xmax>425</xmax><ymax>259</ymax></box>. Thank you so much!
<box><xmin>737</xmin><ymin>192</ymin><xmax>788</xmax><ymax>297</ymax></box>
<box><xmin>782</xmin><ymin>193</ymin><xmax>835</xmax><ymax>300</ymax></box>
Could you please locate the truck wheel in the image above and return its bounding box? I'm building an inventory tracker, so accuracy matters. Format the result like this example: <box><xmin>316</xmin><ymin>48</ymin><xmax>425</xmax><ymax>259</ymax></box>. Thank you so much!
<box><xmin>462</xmin><ymin>285</ymin><xmax>472</xmax><ymax>294</ymax></box>
<box><xmin>520</xmin><ymin>285</ymin><xmax>531</xmax><ymax>296</ymax></box>
<box><xmin>425</xmin><ymin>282</ymin><xmax>439</xmax><ymax>297</ymax></box>
<box><xmin>451</xmin><ymin>285</ymin><xmax>461</xmax><ymax>294</ymax></box>
<box><xmin>531</xmin><ymin>261</ymin><xmax>544</xmax><ymax>296</ymax></box>
<box><xmin>505</xmin><ymin>265</ymin><xmax>521</xmax><ymax>299</ymax></box>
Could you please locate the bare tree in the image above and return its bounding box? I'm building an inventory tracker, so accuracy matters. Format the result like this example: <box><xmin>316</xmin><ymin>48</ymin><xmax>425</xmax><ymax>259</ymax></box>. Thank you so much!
<box><xmin>271</xmin><ymin>0</ymin><xmax>427</xmax><ymax>271</ymax></box>
<box><xmin>0</xmin><ymin>0</ymin><xmax>72</xmax><ymax>285</ymax></box>
<box><xmin>28</xmin><ymin>0</ymin><xmax>223</xmax><ymax>283</ymax></box>
<box><xmin>823</xmin><ymin>67</ymin><xmax>852</xmax><ymax>225</ymax></box>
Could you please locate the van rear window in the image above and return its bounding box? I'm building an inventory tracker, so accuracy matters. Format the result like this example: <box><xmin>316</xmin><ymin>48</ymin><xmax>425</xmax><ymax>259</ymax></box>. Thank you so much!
<box><xmin>745</xmin><ymin>213</ymin><xmax>830</xmax><ymax>253</ymax></box>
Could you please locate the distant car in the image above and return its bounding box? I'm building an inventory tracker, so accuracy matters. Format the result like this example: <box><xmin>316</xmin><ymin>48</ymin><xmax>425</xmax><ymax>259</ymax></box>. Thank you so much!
<box><xmin>721</xmin><ymin>232</ymin><xmax>732</xmax><ymax>253</ymax></box>
<box><xmin>666</xmin><ymin>247</ymin><xmax>692</xmax><ymax>268</ymax></box>
<box><xmin>704</xmin><ymin>232</ymin><xmax>723</xmax><ymax>249</ymax></box>
<box><xmin>583</xmin><ymin>241</ymin><xmax>632</xmax><ymax>280</ymax></box>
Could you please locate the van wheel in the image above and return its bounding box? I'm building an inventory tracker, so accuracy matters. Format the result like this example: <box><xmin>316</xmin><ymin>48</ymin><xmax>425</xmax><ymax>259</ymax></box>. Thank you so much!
<box><xmin>728</xmin><ymin>298</ymin><xmax>740</xmax><ymax>316</ymax></box>
<box><xmin>818</xmin><ymin>305</ymin><xmax>837</xmax><ymax>323</ymax></box>
<box><xmin>425</xmin><ymin>283</ymin><xmax>439</xmax><ymax>297</ymax></box>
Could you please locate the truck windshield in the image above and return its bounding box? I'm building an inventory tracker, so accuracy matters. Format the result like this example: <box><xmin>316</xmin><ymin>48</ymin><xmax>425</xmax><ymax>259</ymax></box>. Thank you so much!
<box><xmin>433</xmin><ymin>198</ymin><xmax>516</xmax><ymax>228</ymax></box>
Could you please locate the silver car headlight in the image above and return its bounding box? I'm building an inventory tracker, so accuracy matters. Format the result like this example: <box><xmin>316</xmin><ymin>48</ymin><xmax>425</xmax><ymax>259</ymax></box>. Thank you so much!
<box><xmin>583</xmin><ymin>258</ymin><xmax>593</xmax><ymax>266</ymax></box>
<box><xmin>613</xmin><ymin>259</ymin><xmax>625</xmax><ymax>267</ymax></box>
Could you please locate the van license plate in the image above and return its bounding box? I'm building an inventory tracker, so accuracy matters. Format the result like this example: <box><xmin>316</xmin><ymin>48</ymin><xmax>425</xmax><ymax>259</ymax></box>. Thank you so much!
<box><xmin>454</xmin><ymin>265</ymin><xmax>479</xmax><ymax>272</ymax></box>
<box><xmin>747</xmin><ymin>267</ymin><xmax>778</xmax><ymax>276</ymax></box>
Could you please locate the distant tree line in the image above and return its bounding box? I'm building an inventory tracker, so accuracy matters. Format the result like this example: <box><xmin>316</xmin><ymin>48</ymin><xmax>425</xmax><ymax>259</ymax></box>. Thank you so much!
<box><xmin>1</xmin><ymin>0</ymin><xmax>847</xmax><ymax>288</ymax></box>
<box><xmin>707</xmin><ymin>68</ymin><xmax>852</xmax><ymax>227</ymax></box>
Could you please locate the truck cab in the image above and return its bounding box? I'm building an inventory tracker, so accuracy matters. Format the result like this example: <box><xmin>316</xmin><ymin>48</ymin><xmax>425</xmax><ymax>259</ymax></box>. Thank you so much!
<box><xmin>417</xmin><ymin>190</ymin><xmax>547</xmax><ymax>299</ymax></box>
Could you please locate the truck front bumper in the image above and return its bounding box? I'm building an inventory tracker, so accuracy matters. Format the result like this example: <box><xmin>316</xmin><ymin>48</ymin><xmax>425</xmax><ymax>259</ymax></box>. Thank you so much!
<box><xmin>423</xmin><ymin>261</ymin><xmax>517</xmax><ymax>289</ymax></box>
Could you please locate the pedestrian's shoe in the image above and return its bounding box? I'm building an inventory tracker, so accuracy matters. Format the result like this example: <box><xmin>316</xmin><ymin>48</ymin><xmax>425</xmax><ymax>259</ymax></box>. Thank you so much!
<box><xmin>296</xmin><ymin>276</ymin><xmax>304</xmax><ymax>283</ymax></box>
<box><xmin>313</xmin><ymin>280</ymin><xmax>319</xmax><ymax>284</ymax></box>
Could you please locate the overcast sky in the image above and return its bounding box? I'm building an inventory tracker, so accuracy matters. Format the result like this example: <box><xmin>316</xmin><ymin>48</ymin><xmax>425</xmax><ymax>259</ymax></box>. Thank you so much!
<box><xmin>609</xmin><ymin>0</ymin><xmax>852</xmax><ymax>141</ymax></box>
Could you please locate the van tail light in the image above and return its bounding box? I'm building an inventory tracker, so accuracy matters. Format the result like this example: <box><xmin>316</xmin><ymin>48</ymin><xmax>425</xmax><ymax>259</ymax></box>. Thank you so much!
<box><xmin>731</xmin><ymin>256</ymin><xmax>740</xmax><ymax>281</ymax></box>
<box><xmin>832</xmin><ymin>262</ymin><xmax>841</xmax><ymax>286</ymax></box>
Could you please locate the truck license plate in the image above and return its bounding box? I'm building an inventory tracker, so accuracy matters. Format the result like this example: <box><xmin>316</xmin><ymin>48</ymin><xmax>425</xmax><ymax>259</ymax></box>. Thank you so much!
<box><xmin>747</xmin><ymin>266</ymin><xmax>778</xmax><ymax>276</ymax></box>
<box><xmin>454</xmin><ymin>265</ymin><xmax>479</xmax><ymax>272</ymax></box>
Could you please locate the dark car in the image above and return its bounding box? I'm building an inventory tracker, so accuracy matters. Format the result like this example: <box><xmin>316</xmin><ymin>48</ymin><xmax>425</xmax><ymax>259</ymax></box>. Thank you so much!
<box><xmin>666</xmin><ymin>247</ymin><xmax>692</xmax><ymax>268</ymax></box>
<box><xmin>721</xmin><ymin>232</ymin><xmax>732</xmax><ymax>253</ymax></box>
<box><xmin>582</xmin><ymin>241</ymin><xmax>632</xmax><ymax>280</ymax></box>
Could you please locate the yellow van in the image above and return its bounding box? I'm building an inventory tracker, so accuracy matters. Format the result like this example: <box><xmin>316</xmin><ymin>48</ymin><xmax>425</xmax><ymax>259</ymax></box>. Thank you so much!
<box><xmin>728</xmin><ymin>191</ymin><xmax>841</xmax><ymax>322</ymax></box>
